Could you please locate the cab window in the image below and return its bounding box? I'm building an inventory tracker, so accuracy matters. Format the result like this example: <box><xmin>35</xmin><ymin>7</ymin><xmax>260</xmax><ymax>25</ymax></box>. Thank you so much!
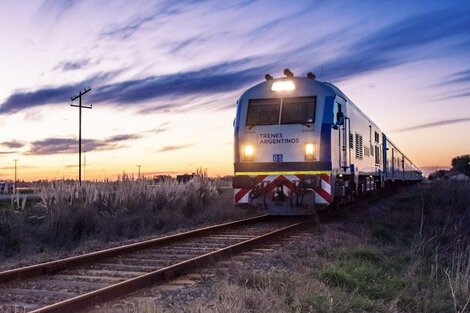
<box><xmin>246</xmin><ymin>99</ymin><xmax>281</xmax><ymax>126</ymax></box>
<box><xmin>281</xmin><ymin>97</ymin><xmax>316</xmax><ymax>124</ymax></box>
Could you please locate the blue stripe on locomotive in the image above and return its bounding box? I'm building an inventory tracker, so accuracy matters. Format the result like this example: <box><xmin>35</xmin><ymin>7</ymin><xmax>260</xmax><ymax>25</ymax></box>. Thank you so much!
<box><xmin>320</xmin><ymin>96</ymin><xmax>335</xmax><ymax>163</ymax></box>
<box><xmin>234</xmin><ymin>99</ymin><xmax>242</xmax><ymax>163</ymax></box>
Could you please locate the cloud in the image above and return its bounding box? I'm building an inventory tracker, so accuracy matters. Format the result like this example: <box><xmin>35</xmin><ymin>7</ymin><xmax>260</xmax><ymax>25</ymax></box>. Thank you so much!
<box><xmin>56</xmin><ymin>59</ymin><xmax>91</xmax><ymax>71</ymax></box>
<box><xmin>444</xmin><ymin>69</ymin><xmax>470</xmax><ymax>85</ymax></box>
<box><xmin>150</xmin><ymin>128</ymin><xmax>167</xmax><ymax>134</ymax></box>
<box><xmin>0</xmin><ymin>151</ymin><xmax>16</xmax><ymax>155</ymax></box>
<box><xmin>100</xmin><ymin>0</ymin><xmax>201</xmax><ymax>40</ymax></box>
<box><xmin>137</xmin><ymin>103</ymin><xmax>174</xmax><ymax>114</ymax></box>
<box><xmin>392</xmin><ymin>117</ymin><xmax>470</xmax><ymax>132</ymax></box>
<box><xmin>107</xmin><ymin>134</ymin><xmax>142</xmax><ymax>142</ymax></box>
<box><xmin>1</xmin><ymin>141</ymin><xmax>25</xmax><ymax>149</ymax></box>
<box><xmin>0</xmin><ymin>58</ymin><xmax>269</xmax><ymax>114</ymax></box>
<box><xmin>320</xmin><ymin>7</ymin><xmax>470</xmax><ymax>81</ymax></box>
<box><xmin>39</xmin><ymin>0</ymin><xmax>80</xmax><ymax>17</ymax></box>
<box><xmin>157</xmin><ymin>144</ymin><xmax>192</xmax><ymax>152</ymax></box>
<box><xmin>136</xmin><ymin>122</ymin><xmax>169</xmax><ymax>136</ymax></box>
<box><xmin>253</xmin><ymin>3</ymin><xmax>317</xmax><ymax>35</ymax></box>
<box><xmin>0</xmin><ymin>72</ymin><xmax>116</xmax><ymax>114</ymax></box>
<box><xmin>168</xmin><ymin>37</ymin><xmax>205</xmax><ymax>54</ymax></box>
<box><xmin>101</xmin><ymin>13</ymin><xmax>161</xmax><ymax>40</ymax></box>
<box><xmin>90</xmin><ymin>58</ymin><xmax>267</xmax><ymax>105</ymax></box>
<box><xmin>27</xmin><ymin>138</ymin><xmax>106</xmax><ymax>155</ymax></box>
<box><xmin>227</xmin><ymin>0</ymin><xmax>258</xmax><ymax>9</ymax></box>
<box><xmin>438</xmin><ymin>91</ymin><xmax>470</xmax><ymax>100</ymax></box>
<box><xmin>26</xmin><ymin>133</ymin><xmax>143</xmax><ymax>155</ymax></box>
<box><xmin>1</xmin><ymin>85</ymin><xmax>80</xmax><ymax>114</ymax></box>
<box><xmin>145</xmin><ymin>127</ymin><xmax>168</xmax><ymax>135</ymax></box>
<box><xmin>435</xmin><ymin>87</ymin><xmax>470</xmax><ymax>101</ymax></box>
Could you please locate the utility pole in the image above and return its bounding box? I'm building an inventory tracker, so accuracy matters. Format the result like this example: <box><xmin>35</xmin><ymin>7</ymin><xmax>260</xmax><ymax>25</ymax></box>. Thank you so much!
<box><xmin>71</xmin><ymin>88</ymin><xmax>92</xmax><ymax>186</ymax></box>
<box><xmin>137</xmin><ymin>165</ymin><xmax>142</xmax><ymax>180</ymax></box>
<box><xmin>13</xmin><ymin>159</ymin><xmax>18</xmax><ymax>194</ymax></box>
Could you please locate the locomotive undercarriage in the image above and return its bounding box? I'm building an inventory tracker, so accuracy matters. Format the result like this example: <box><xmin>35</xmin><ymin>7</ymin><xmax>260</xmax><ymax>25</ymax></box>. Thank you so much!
<box><xmin>251</xmin><ymin>182</ymin><xmax>318</xmax><ymax>215</ymax></box>
<box><xmin>333</xmin><ymin>174</ymin><xmax>382</xmax><ymax>207</ymax></box>
<box><xmin>236</xmin><ymin>172</ymin><xmax>419</xmax><ymax>215</ymax></box>
<box><xmin>234</xmin><ymin>174</ymin><xmax>326</xmax><ymax>215</ymax></box>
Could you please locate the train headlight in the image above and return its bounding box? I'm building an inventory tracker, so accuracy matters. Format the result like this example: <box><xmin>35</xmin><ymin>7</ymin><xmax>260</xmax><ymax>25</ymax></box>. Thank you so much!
<box><xmin>243</xmin><ymin>145</ymin><xmax>254</xmax><ymax>161</ymax></box>
<box><xmin>305</xmin><ymin>143</ymin><xmax>315</xmax><ymax>160</ymax></box>
<box><xmin>271</xmin><ymin>80</ymin><xmax>295</xmax><ymax>92</ymax></box>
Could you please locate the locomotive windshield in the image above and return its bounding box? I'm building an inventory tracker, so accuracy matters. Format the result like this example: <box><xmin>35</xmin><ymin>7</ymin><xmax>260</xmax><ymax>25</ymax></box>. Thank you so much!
<box><xmin>245</xmin><ymin>97</ymin><xmax>316</xmax><ymax>126</ymax></box>
<box><xmin>281</xmin><ymin>97</ymin><xmax>316</xmax><ymax>124</ymax></box>
<box><xmin>246</xmin><ymin>99</ymin><xmax>281</xmax><ymax>126</ymax></box>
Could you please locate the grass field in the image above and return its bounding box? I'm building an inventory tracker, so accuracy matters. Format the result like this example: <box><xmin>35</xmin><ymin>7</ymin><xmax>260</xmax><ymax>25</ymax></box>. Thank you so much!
<box><xmin>146</xmin><ymin>180</ymin><xmax>470</xmax><ymax>313</ymax></box>
<box><xmin>0</xmin><ymin>176</ymin><xmax>255</xmax><ymax>265</ymax></box>
<box><xmin>1</xmin><ymin>179</ymin><xmax>468</xmax><ymax>312</ymax></box>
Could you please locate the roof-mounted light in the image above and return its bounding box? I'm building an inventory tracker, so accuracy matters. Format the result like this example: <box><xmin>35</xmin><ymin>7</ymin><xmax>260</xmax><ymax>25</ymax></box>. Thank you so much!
<box><xmin>284</xmin><ymin>68</ymin><xmax>294</xmax><ymax>78</ymax></box>
<box><xmin>271</xmin><ymin>80</ymin><xmax>295</xmax><ymax>92</ymax></box>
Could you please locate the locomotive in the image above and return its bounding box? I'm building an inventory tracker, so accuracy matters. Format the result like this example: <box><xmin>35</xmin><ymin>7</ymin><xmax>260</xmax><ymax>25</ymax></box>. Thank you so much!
<box><xmin>233</xmin><ymin>69</ymin><xmax>422</xmax><ymax>214</ymax></box>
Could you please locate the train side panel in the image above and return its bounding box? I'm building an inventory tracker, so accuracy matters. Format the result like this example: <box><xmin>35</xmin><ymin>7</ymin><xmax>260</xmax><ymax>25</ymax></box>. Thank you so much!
<box><xmin>382</xmin><ymin>134</ymin><xmax>423</xmax><ymax>183</ymax></box>
<box><xmin>329</xmin><ymin>93</ymin><xmax>384</xmax><ymax>198</ymax></box>
<box><xmin>233</xmin><ymin>73</ymin><xmax>423</xmax><ymax>214</ymax></box>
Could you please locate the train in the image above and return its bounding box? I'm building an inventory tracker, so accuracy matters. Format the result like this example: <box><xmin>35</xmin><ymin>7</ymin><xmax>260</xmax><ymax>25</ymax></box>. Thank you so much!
<box><xmin>233</xmin><ymin>69</ymin><xmax>422</xmax><ymax>214</ymax></box>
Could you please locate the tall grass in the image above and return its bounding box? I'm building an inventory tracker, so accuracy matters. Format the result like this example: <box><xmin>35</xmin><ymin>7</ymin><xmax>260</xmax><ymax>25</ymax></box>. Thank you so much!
<box><xmin>0</xmin><ymin>175</ymin><xmax>244</xmax><ymax>261</ymax></box>
<box><xmin>107</xmin><ymin>180</ymin><xmax>468</xmax><ymax>313</ymax></box>
<box><xmin>400</xmin><ymin>180</ymin><xmax>470</xmax><ymax>313</ymax></box>
<box><xmin>36</xmin><ymin>175</ymin><xmax>217</xmax><ymax>219</ymax></box>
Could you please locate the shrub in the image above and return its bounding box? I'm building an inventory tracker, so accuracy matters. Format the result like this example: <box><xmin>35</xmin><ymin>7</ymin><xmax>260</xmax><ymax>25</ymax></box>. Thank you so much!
<box><xmin>451</xmin><ymin>155</ymin><xmax>470</xmax><ymax>177</ymax></box>
<box><xmin>0</xmin><ymin>176</ymin><xmax>247</xmax><ymax>261</ymax></box>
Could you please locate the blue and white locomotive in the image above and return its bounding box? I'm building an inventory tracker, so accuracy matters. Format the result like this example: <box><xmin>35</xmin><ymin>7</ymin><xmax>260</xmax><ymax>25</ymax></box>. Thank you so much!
<box><xmin>233</xmin><ymin>69</ymin><xmax>422</xmax><ymax>214</ymax></box>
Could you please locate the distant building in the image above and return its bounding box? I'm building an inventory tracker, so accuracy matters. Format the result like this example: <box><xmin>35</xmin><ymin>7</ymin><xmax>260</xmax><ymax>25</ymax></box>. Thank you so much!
<box><xmin>0</xmin><ymin>182</ymin><xmax>13</xmax><ymax>194</ymax></box>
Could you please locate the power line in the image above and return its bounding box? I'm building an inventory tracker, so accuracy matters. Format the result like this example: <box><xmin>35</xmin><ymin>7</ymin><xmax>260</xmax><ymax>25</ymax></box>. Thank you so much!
<box><xmin>70</xmin><ymin>88</ymin><xmax>92</xmax><ymax>186</ymax></box>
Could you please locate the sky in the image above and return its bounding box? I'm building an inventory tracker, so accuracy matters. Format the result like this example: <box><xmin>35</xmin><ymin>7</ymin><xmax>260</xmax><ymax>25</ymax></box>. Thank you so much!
<box><xmin>0</xmin><ymin>0</ymin><xmax>469</xmax><ymax>180</ymax></box>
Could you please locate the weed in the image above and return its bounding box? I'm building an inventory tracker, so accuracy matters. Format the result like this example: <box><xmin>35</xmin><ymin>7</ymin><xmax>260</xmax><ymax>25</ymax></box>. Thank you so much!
<box><xmin>316</xmin><ymin>250</ymin><xmax>404</xmax><ymax>300</ymax></box>
<box><xmin>0</xmin><ymin>176</ymin><xmax>252</xmax><ymax>262</ymax></box>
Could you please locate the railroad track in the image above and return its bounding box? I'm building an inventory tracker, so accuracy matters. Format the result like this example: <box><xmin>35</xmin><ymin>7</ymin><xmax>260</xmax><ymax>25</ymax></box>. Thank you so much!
<box><xmin>0</xmin><ymin>215</ymin><xmax>308</xmax><ymax>313</ymax></box>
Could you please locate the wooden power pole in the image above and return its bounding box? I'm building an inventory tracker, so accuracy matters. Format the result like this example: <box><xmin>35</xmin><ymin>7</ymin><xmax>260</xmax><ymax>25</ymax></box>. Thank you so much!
<box><xmin>71</xmin><ymin>88</ymin><xmax>92</xmax><ymax>186</ymax></box>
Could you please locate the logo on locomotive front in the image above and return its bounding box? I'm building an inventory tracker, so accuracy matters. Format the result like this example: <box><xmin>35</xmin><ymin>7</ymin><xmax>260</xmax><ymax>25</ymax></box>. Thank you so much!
<box><xmin>257</xmin><ymin>132</ymin><xmax>300</xmax><ymax>145</ymax></box>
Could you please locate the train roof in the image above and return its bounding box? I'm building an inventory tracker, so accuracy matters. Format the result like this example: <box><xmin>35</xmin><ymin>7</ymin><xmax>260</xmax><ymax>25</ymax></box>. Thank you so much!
<box><xmin>239</xmin><ymin>76</ymin><xmax>337</xmax><ymax>99</ymax></box>
<box><xmin>239</xmin><ymin>76</ymin><xmax>380</xmax><ymax>130</ymax></box>
<box><xmin>323</xmin><ymin>82</ymin><xmax>382</xmax><ymax>130</ymax></box>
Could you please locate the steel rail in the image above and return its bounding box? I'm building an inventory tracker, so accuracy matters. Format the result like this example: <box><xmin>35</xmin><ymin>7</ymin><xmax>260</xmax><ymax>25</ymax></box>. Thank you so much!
<box><xmin>29</xmin><ymin>219</ymin><xmax>307</xmax><ymax>313</ymax></box>
<box><xmin>0</xmin><ymin>214</ymin><xmax>269</xmax><ymax>283</ymax></box>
